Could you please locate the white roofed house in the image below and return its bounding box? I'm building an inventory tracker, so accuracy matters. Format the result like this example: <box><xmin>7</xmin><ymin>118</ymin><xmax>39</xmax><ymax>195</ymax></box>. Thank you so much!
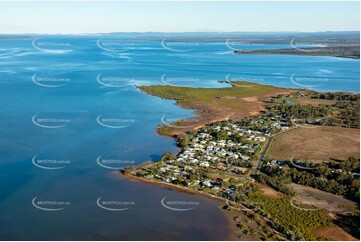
<box><xmin>177</xmin><ymin>158</ymin><xmax>185</xmax><ymax>164</ymax></box>
<box><xmin>202</xmin><ymin>180</ymin><xmax>212</xmax><ymax>187</ymax></box>
<box><xmin>216</xmin><ymin>140</ymin><xmax>226</xmax><ymax>147</ymax></box>
<box><xmin>229</xmin><ymin>153</ymin><xmax>239</xmax><ymax>159</ymax></box>
<box><xmin>199</xmin><ymin>133</ymin><xmax>210</xmax><ymax>138</ymax></box>
<box><xmin>213</xmin><ymin>126</ymin><xmax>221</xmax><ymax>131</ymax></box>
<box><xmin>245</xmin><ymin>129</ymin><xmax>252</xmax><ymax>134</ymax></box>
<box><xmin>184</xmin><ymin>166</ymin><xmax>193</xmax><ymax>171</ymax></box>
<box><xmin>218</xmin><ymin>150</ymin><xmax>227</xmax><ymax>157</ymax></box>
<box><xmin>159</xmin><ymin>167</ymin><xmax>167</xmax><ymax>173</ymax></box>
<box><xmin>239</xmin><ymin>154</ymin><xmax>250</xmax><ymax>161</ymax></box>
<box><xmin>254</xmin><ymin>136</ymin><xmax>266</xmax><ymax>142</ymax></box>
<box><xmin>211</xmin><ymin>157</ymin><xmax>219</xmax><ymax>162</ymax></box>
<box><xmin>190</xmin><ymin>158</ymin><xmax>199</xmax><ymax>164</ymax></box>
<box><xmin>199</xmin><ymin>161</ymin><xmax>210</xmax><ymax>167</ymax></box>
<box><xmin>191</xmin><ymin>137</ymin><xmax>199</xmax><ymax>143</ymax></box>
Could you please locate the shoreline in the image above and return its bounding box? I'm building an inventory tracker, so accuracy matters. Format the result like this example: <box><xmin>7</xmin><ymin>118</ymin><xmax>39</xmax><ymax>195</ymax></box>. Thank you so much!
<box><xmin>119</xmin><ymin>82</ymin><xmax>360</xmax><ymax>240</ymax></box>
<box><xmin>119</xmin><ymin>173</ymin><xmax>242</xmax><ymax>240</ymax></box>
<box><xmin>138</xmin><ymin>83</ymin><xmax>296</xmax><ymax>139</ymax></box>
<box><xmin>122</xmin><ymin>83</ymin><xmax>311</xmax><ymax>240</ymax></box>
<box><xmin>120</xmin><ymin>173</ymin><xmax>226</xmax><ymax>202</ymax></box>
<box><xmin>119</xmin><ymin>173</ymin><xmax>290</xmax><ymax>240</ymax></box>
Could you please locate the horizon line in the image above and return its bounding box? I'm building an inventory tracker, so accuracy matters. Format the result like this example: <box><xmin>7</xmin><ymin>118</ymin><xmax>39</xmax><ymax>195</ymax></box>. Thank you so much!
<box><xmin>1</xmin><ymin>30</ymin><xmax>360</xmax><ymax>36</ymax></box>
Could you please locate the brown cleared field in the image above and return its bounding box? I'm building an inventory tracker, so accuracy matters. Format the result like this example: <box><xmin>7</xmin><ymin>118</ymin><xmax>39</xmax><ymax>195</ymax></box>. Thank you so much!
<box><xmin>259</xmin><ymin>184</ymin><xmax>284</xmax><ymax>198</ymax></box>
<box><xmin>288</xmin><ymin>183</ymin><xmax>357</xmax><ymax>215</ymax></box>
<box><xmin>288</xmin><ymin>183</ymin><xmax>358</xmax><ymax>240</ymax></box>
<box><xmin>268</xmin><ymin>126</ymin><xmax>360</xmax><ymax>161</ymax></box>
<box><xmin>313</xmin><ymin>226</ymin><xmax>358</xmax><ymax>241</ymax></box>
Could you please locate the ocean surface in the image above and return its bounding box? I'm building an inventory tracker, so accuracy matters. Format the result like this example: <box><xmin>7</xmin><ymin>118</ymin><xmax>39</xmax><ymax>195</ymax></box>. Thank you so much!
<box><xmin>0</xmin><ymin>35</ymin><xmax>359</xmax><ymax>240</ymax></box>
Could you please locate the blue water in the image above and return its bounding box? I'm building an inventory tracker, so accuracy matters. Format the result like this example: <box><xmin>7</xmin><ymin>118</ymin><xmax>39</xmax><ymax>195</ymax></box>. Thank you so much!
<box><xmin>0</xmin><ymin>36</ymin><xmax>359</xmax><ymax>240</ymax></box>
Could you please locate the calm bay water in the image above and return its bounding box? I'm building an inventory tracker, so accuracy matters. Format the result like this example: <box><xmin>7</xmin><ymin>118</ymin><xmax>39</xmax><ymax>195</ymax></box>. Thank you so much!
<box><xmin>0</xmin><ymin>35</ymin><xmax>359</xmax><ymax>240</ymax></box>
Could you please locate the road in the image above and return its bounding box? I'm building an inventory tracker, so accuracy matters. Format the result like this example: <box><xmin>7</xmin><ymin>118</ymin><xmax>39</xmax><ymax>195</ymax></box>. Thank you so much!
<box><xmin>253</xmin><ymin>136</ymin><xmax>274</xmax><ymax>176</ymax></box>
<box><xmin>252</xmin><ymin>126</ymin><xmax>298</xmax><ymax>176</ymax></box>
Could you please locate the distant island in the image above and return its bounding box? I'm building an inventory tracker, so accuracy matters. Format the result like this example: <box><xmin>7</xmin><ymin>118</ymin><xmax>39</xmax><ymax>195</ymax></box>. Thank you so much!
<box><xmin>231</xmin><ymin>34</ymin><xmax>360</xmax><ymax>59</ymax></box>
<box><xmin>121</xmin><ymin>82</ymin><xmax>360</xmax><ymax>241</ymax></box>
<box><xmin>233</xmin><ymin>45</ymin><xmax>360</xmax><ymax>59</ymax></box>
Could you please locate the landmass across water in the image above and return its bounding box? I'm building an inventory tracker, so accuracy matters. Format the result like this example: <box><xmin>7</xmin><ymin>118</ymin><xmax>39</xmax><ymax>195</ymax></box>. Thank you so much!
<box><xmin>121</xmin><ymin>81</ymin><xmax>360</xmax><ymax>241</ymax></box>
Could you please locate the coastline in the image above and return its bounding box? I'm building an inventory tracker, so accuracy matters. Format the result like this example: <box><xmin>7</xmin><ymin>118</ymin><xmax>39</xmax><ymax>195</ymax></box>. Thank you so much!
<box><xmin>120</xmin><ymin>173</ymin><xmax>226</xmax><ymax>202</ymax></box>
<box><xmin>119</xmin><ymin>172</ymin><xmax>290</xmax><ymax>241</ymax></box>
<box><xmin>119</xmin><ymin>82</ymin><xmax>360</xmax><ymax>240</ymax></box>
<box><xmin>119</xmin><ymin>173</ymin><xmax>243</xmax><ymax>240</ymax></box>
<box><xmin>120</xmin><ymin>83</ymin><xmax>308</xmax><ymax>240</ymax></box>
<box><xmin>233</xmin><ymin>46</ymin><xmax>360</xmax><ymax>59</ymax></box>
<box><xmin>137</xmin><ymin>82</ymin><xmax>296</xmax><ymax>138</ymax></box>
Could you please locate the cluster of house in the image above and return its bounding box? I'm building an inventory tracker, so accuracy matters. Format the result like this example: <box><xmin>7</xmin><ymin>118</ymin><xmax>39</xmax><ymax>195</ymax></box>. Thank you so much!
<box><xmin>165</xmin><ymin>125</ymin><xmax>268</xmax><ymax>167</ymax></box>
<box><xmin>264</xmin><ymin>160</ymin><xmax>285</xmax><ymax>168</ymax></box>
<box><xmin>269</xmin><ymin>116</ymin><xmax>291</xmax><ymax>131</ymax></box>
<box><xmin>142</xmin><ymin>116</ymin><xmax>291</xmax><ymax>187</ymax></box>
<box><xmin>131</xmin><ymin>112</ymin><xmax>295</xmax><ymax>192</ymax></box>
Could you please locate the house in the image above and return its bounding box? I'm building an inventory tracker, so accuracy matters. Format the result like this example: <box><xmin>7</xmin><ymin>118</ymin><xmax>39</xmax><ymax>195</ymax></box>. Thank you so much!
<box><xmin>199</xmin><ymin>162</ymin><xmax>210</xmax><ymax>167</ymax></box>
<box><xmin>254</xmin><ymin>136</ymin><xmax>266</xmax><ymax>142</ymax></box>
<box><xmin>239</xmin><ymin>154</ymin><xmax>250</xmax><ymax>161</ymax></box>
<box><xmin>202</xmin><ymin>180</ymin><xmax>212</xmax><ymax>187</ymax></box>
<box><xmin>212</xmin><ymin>185</ymin><xmax>221</xmax><ymax>190</ymax></box>
<box><xmin>159</xmin><ymin>167</ymin><xmax>167</xmax><ymax>173</ymax></box>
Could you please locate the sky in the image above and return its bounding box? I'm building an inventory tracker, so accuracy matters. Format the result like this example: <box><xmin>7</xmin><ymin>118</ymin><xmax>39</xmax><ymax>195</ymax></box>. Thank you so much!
<box><xmin>0</xmin><ymin>1</ymin><xmax>360</xmax><ymax>34</ymax></box>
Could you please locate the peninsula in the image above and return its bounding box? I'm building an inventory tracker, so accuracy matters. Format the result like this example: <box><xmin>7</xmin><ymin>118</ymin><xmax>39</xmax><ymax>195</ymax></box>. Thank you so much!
<box><xmin>122</xmin><ymin>82</ymin><xmax>360</xmax><ymax>241</ymax></box>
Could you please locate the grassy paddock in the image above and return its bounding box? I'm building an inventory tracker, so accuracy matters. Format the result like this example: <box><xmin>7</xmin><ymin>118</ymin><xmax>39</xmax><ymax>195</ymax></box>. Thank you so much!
<box><xmin>268</xmin><ymin>126</ymin><xmax>360</xmax><ymax>162</ymax></box>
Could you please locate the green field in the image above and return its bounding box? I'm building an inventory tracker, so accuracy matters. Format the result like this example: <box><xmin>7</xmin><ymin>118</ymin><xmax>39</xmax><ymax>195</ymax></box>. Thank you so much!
<box><xmin>138</xmin><ymin>81</ymin><xmax>290</xmax><ymax>136</ymax></box>
<box><xmin>138</xmin><ymin>81</ymin><xmax>283</xmax><ymax>108</ymax></box>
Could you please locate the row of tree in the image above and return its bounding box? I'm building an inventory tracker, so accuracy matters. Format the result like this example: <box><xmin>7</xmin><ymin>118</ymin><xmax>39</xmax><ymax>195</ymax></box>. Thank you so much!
<box><xmin>260</xmin><ymin>157</ymin><xmax>360</xmax><ymax>202</ymax></box>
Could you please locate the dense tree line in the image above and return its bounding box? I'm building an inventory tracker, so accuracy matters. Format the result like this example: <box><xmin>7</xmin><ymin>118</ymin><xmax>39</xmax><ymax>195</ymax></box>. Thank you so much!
<box><xmin>257</xmin><ymin>173</ymin><xmax>295</xmax><ymax>196</ymax></box>
<box><xmin>260</xmin><ymin>157</ymin><xmax>360</xmax><ymax>202</ymax></box>
<box><xmin>311</xmin><ymin>92</ymin><xmax>360</xmax><ymax>101</ymax></box>
<box><xmin>268</xmin><ymin>99</ymin><xmax>360</xmax><ymax>128</ymax></box>
<box><xmin>227</xmin><ymin>185</ymin><xmax>331</xmax><ymax>240</ymax></box>
<box><xmin>333</xmin><ymin>101</ymin><xmax>360</xmax><ymax>128</ymax></box>
<box><xmin>270</xmin><ymin>103</ymin><xmax>330</xmax><ymax>120</ymax></box>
